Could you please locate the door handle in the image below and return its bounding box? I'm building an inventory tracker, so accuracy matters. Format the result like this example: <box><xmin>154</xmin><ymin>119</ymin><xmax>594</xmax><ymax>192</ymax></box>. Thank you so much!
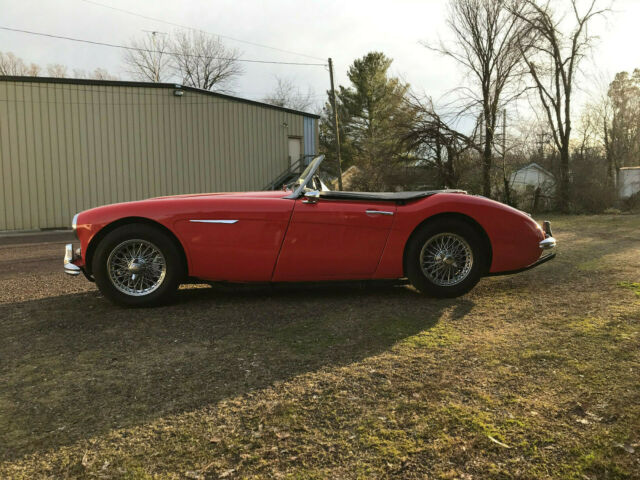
<box><xmin>302</xmin><ymin>190</ymin><xmax>320</xmax><ymax>204</ymax></box>
<box><xmin>365</xmin><ymin>210</ymin><xmax>394</xmax><ymax>216</ymax></box>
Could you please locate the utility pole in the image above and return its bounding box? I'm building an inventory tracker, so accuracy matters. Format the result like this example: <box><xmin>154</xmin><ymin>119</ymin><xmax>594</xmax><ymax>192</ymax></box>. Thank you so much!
<box><xmin>151</xmin><ymin>32</ymin><xmax>159</xmax><ymax>82</ymax></box>
<box><xmin>143</xmin><ymin>30</ymin><xmax>166</xmax><ymax>82</ymax></box>
<box><xmin>328</xmin><ymin>58</ymin><xmax>343</xmax><ymax>190</ymax></box>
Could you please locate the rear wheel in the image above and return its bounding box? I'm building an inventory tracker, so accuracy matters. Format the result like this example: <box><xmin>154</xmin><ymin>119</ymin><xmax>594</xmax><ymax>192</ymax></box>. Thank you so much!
<box><xmin>93</xmin><ymin>224</ymin><xmax>183</xmax><ymax>306</ymax></box>
<box><xmin>405</xmin><ymin>218</ymin><xmax>487</xmax><ymax>298</ymax></box>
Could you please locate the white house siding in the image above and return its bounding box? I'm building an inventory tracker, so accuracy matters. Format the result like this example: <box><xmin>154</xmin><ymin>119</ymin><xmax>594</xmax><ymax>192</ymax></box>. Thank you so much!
<box><xmin>618</xmin><ymin>167</ymin><xmax>640</xmax><ymax>199</ymax></box>
<box><xmin>510</xmin><ymin>164</ymin><xmax>555</xmax><ymax>195</ymax></box>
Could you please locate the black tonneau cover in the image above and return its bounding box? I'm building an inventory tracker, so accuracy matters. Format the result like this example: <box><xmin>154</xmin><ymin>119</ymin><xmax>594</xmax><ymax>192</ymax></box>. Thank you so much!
<box><xmin>318</xmin><ymin>189</ymin><xmax>466</xmax><ymax>203</ymax></box>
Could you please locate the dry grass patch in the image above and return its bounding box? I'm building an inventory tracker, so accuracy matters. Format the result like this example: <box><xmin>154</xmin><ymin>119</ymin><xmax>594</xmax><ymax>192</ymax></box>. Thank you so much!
<box><xmin>0</xmin><ymin>214</ymin><xmax>638</xmax><ymax>479</ymax></box>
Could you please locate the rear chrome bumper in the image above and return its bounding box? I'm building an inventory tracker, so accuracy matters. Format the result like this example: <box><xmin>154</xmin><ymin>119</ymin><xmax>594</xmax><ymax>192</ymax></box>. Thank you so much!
<box><xmin>63</xmin><ymin>243</ymin><xmax>81</xmax><ymax>276</ymax></box>
<box><xmin>487</xmin><ymin>252</ymin><xmax>556</xmax><ymax>277</ymax></box>
<box><xmin>539</xmin><ymin>237</ymin><xmax>556</xmax><ymax>250</ymax></box>
<box><xmin>539</xmin><ymin>220</ymin><xmax>555</xmax><ymax>250</ymax></box>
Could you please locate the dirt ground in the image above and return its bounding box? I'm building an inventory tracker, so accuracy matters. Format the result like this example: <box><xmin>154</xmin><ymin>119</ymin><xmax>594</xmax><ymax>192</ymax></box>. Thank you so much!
<box><xmin>0</xmin><ymin>214</ymin><xmax>638</xmax><ymax>479</ymax></box>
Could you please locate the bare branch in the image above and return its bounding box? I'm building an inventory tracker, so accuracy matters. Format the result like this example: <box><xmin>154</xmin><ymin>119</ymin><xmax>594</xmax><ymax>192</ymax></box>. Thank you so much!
<box><xmin>424</xmin><ymin>0</ymin><xmax>533</xmax><ymax>197</ymax></box>
<box><xmin>0</xmin><ymin>51</ymin><xmax>41</xmax><ymax>76</ymax></box>
<box><xmin>170</xmin><ymin>30</ymin><xmax>243</xmax><ymax>92</ymax></box>
<box><xmin>122</xmin><ymin>32</ymin><xmax>172</xmax><ymax>82</ymax></box>
<box><xmin>511</xmin><ymin>0</ymin><xmax>610</xmax><ymax>210</ymax></box>
<box><xmin>262</xmin><ymin>76</ymin><xmax>316</xmax><ymax>112</ymax></box>
<box><xmin>47</xmin><ymin>64</ymin><xmax>68</xmax><ymax>78</ymax></box>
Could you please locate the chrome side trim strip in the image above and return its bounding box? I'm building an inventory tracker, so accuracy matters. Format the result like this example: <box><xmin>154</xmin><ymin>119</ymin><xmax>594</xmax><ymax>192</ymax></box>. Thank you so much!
<box><xmin>189</xmin><ymin>219</ymin><xmax>239</xmax><ymax>224</ymax></box>
<box><xmin>365</xmin><ymin>210</ymin><xmax>394</xmax><ymax>216</ymax></box>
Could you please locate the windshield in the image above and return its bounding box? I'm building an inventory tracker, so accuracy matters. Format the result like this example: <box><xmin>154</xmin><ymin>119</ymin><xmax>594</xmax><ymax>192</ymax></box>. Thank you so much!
<box><xmin>284</xmin><ymin>155</ymin><xmax>325</xmax><ymax>199</ymax></box>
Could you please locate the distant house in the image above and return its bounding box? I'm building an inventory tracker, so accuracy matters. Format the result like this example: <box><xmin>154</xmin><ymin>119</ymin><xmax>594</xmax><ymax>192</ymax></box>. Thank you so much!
<box><xmin>618</xmin><ymin>166</ymin><xmax>640</xmax><ymax>199</ymax></box>
<box><xmin>510</xmin><ymin>163</ymin><xmax>556</xmax><ymax>196</ymax></box>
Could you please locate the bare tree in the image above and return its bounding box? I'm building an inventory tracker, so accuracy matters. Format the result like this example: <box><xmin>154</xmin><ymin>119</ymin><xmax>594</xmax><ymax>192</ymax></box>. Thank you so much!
<box><xmin>403</xmin><ymin>94</ymin><xmax>479</xmax><ymax>189</ymax></box>
<box><xmin>425</xmin><ymin>0</ymin><xmax>532</xmax><ymax>197</ymax></box>
<box><xmin>606</xmin><ymin>69</ymin><xmax>640</xmax><ymax>172</ymax></box>
<box><xmin>263</xmin><ymin>76</ymin><xmax>315</xmax><ymax>111</ymax></box>
<box><xmin>47</xmin><ymin>64</ymin><xmax>68</xmax><ymax>78</ymax></box>
<box><xmin>0</xmin><ymin>51</ymin><xmax>41</xmax><ymax>76</ymax></box>
<box><xmin>90</xmin><ymin>68</ymin><xmax>119</xmax><ymax>81</ymax></box>
<box><xmin>122</xmin><ymin>31</ymin><xmax>172</xmax><ymax>82</ymax></box>
<box><xmin>511</xmin><ymin>0</ymin><xmax>609</xmax><ymax>211</ymax></box>
<box><xmin>170</xmin><ymin>30</ymin><xmax>243</xmax><ymax>92</ymax></box>
<box><xmin>72</xmin><ymin>68</ymin><xmax>119</xmax><ymax>80</ymax></box>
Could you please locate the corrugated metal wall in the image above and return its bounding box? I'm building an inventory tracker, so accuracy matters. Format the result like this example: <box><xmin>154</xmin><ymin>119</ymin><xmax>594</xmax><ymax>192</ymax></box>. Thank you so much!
<box><xmin>303</xmin><ymin>116</ymin><xmax>317</xmax><ymax>159</ymax></box>
<box><xmin>0</xmin><ymin>79</ymin><xmax>318</xmax><ymax>231</ymax></box>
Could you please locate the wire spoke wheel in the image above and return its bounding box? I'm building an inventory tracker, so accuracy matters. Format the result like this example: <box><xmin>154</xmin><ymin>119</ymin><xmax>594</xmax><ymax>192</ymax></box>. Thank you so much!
<box><xmin>419</xmin><ymin>232</ymin><xmax>474</xmax><ymax>287</ymax></box>
<box><xmin>107</xmin><ymin>239</ymin><xmax>167</xmax><ymax>296</ymax></box>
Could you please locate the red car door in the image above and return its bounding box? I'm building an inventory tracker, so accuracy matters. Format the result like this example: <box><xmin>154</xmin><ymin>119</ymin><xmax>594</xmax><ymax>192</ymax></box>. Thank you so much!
<box><xmin>272</xmin><ymin>198</ymin><xmax>397</xmax><ymax>281</ymax></box>
<box><xmin>172</xmin><ymin>196</ymin><xmax>294</xmax><ymax>282</ymax></box>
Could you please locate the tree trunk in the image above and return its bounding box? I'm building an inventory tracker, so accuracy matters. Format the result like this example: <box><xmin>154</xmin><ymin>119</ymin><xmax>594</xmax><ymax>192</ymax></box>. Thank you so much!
<box><xmin>558</xmin><ymin>140</ymin><xmax>570</xmax><ymax>212</ymax></box>
<box><xmin>503</xmin><ymin>174</ymin><xmax>512</xmax><ymax>205</ymax></box>
<box><xmin>603</xmin><ymin>121</ymin><xmax>616</xmax><ymax>204</ymax></box>
<box><xmin>445</xmin><ymin>145</ymin><xmax>457</xmax><ymax>188</ymax></box>
<box><xmin>435</xmin><ymin>136</ymin><xmax>444</xmax><ymax>188</ymax></box>
<box><xmin>532</xmin><ymin>186</ymin><xmax>541</xmax><ymax>214</ymax></box>
<box><xmin>482</xmin><ymin>126</ymin><xmax>493</xmax><ymax>197</ymax></box>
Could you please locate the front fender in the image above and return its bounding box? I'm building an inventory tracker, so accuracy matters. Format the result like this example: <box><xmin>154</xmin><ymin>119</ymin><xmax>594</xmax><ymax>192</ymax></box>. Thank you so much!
<box><xmin>74</xmin><ymin>200</ymin><xmax>192</xmax><ymax>275</ymax></box>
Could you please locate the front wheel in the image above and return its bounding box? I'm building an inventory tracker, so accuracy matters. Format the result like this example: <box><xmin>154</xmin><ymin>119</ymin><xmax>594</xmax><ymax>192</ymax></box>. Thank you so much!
<box><xmin>405</xmin><ymin>218</ymin><xmax>487</xmax><ymax>298</ymax></box>
<box><xmin>93</xmin><ymin>224</ymin><xmax>184</xmax><ymax>307</ymax></box>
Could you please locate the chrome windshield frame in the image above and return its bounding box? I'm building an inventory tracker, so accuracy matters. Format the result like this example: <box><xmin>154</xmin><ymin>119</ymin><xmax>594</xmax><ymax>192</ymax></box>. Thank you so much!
<box><xmin>283</xmin><ymin>155</ymin><xmax>325</xmax><ymax>199</ymax></box>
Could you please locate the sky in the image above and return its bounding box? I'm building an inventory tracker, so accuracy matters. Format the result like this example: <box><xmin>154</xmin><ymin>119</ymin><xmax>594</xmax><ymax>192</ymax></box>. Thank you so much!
<box><xmin>1</xmin><ymin>0</ymin><xmax>639</xmax><ymax>113</ymax></box>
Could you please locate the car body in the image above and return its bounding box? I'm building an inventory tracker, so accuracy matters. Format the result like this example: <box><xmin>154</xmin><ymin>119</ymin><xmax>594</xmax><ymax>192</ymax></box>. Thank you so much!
<box><xmin>64</xmin><ymin>156</ymin><xmax>556</xmax><ymax>306</ymax></box>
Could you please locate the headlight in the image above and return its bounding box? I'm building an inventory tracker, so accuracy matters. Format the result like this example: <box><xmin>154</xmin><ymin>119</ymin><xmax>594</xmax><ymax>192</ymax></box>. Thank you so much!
<box><xmin>72</xmin><ymin>213</ymin><xmax>79</xmax><ymax>231</ymax></box>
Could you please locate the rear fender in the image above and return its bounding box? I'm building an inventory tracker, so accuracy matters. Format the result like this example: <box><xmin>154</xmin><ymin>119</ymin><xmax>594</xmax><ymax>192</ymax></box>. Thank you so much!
<box><xmin>373</xmin><ymin>193</ymin><xmax>544</xmax><ymax>278</ymax></box>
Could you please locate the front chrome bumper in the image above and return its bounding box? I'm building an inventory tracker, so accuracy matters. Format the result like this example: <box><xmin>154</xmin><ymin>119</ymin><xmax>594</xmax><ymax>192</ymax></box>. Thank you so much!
<box><xmin>63</xmin><ymin>243</ymin><xmax>82</xmax><ymax>276</ymax></box>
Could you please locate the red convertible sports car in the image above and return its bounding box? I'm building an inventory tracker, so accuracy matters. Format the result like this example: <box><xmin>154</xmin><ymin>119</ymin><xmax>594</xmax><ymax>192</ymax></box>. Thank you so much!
<box><xmin>64</xmin><ymin>155</ymin><xmax>556</xmax><ymax>306</ymax></box>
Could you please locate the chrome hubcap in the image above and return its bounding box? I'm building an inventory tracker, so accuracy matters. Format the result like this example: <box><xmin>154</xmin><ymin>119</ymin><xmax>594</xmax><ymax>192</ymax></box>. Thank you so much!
<box><xmin>420</xmin><ymin>233</ymin><xmax>473</xmax><ymax>286</ymax></box>
<box><xmin>107</xmin><ymin>239</ymin><xmax>166</xmax><ymax>296</ymax></box>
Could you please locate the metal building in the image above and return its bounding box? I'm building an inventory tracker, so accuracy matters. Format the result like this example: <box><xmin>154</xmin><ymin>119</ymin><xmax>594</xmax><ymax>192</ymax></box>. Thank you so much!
<box><xmin>0</xmin><ymin>76</ymin><xmax>319</xmax><ymax>231</ymax></box>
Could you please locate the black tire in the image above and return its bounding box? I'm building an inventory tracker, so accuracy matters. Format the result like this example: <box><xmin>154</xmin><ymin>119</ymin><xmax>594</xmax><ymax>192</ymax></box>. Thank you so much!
<box><xmin>93</xmin><ymin>224</ymin><xmax>184</xmax><ymax>307</ymax></box>
<box><xmin>405</xmin><ymin>218</ymin><xmax>487</xmax><ymax>298</ymax></box>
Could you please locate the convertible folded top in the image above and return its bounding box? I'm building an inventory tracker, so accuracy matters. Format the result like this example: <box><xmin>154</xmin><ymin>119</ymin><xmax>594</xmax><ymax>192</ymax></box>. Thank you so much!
<box><xmin>318</xmin><ymin>189</ymin><xmax>467</xmax><ymax>203</ymax></box>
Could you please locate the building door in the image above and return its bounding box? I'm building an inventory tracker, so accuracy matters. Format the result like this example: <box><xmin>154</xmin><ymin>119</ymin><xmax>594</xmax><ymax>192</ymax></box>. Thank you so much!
<box><xmin>288</xmin><ymin>137</ymin><xmax>302</xmax><ymax>168</ymax></box>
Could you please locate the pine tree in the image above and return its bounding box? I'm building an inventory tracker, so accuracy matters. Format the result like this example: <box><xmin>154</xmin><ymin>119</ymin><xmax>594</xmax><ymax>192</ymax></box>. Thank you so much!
<box><xmin>320</xmin><ymin>52</ymin><xmax>416</xmax><ymax>190</ymax></box>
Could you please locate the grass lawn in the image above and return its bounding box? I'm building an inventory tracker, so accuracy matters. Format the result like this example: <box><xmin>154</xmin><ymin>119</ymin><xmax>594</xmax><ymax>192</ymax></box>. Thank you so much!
<box><xmin>0</xmin><ymin>214</ymin><xmax>638</xmax><ymax>479</ymax></box>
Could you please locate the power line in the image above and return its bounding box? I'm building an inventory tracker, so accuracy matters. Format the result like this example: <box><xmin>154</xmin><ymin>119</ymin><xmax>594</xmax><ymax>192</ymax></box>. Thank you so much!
<box><xmin>77</xmin><ymin>0</ymin><xmax>326</xmax><ymax>61</ymax></box>
<box><xmin>0</xmin><ymin>26</ymin><xmax>327</xmax><ymax>66</ymax></box>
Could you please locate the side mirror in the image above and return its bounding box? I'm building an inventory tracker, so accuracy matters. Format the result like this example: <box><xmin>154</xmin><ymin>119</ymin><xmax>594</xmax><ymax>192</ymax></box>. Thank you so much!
<box><xmin>302</xmin><ymin>190</ymin><xmax>320</xmax><ymax>204</ymax></box>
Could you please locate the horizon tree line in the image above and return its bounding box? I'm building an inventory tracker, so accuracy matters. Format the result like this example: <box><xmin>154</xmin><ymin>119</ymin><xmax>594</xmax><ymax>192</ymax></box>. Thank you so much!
<box><xmin>2</xmin><ymin>0</ymin><xmax>634</xmax><ymax>212</ymax></box>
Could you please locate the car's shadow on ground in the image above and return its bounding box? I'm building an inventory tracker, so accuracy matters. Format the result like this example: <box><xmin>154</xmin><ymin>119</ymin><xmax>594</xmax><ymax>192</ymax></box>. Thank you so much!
<box><xmin>0</xmin><ymin>282</ymin><xmax>474</xmax><ymax>461</ymax></box>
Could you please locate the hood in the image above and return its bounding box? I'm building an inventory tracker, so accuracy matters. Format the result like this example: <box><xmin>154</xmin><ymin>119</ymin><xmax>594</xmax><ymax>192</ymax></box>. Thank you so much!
<box><xmin>74</xmin><ymin>190</ymin><xmax>293</xmax><ymax>228</ymax></box>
